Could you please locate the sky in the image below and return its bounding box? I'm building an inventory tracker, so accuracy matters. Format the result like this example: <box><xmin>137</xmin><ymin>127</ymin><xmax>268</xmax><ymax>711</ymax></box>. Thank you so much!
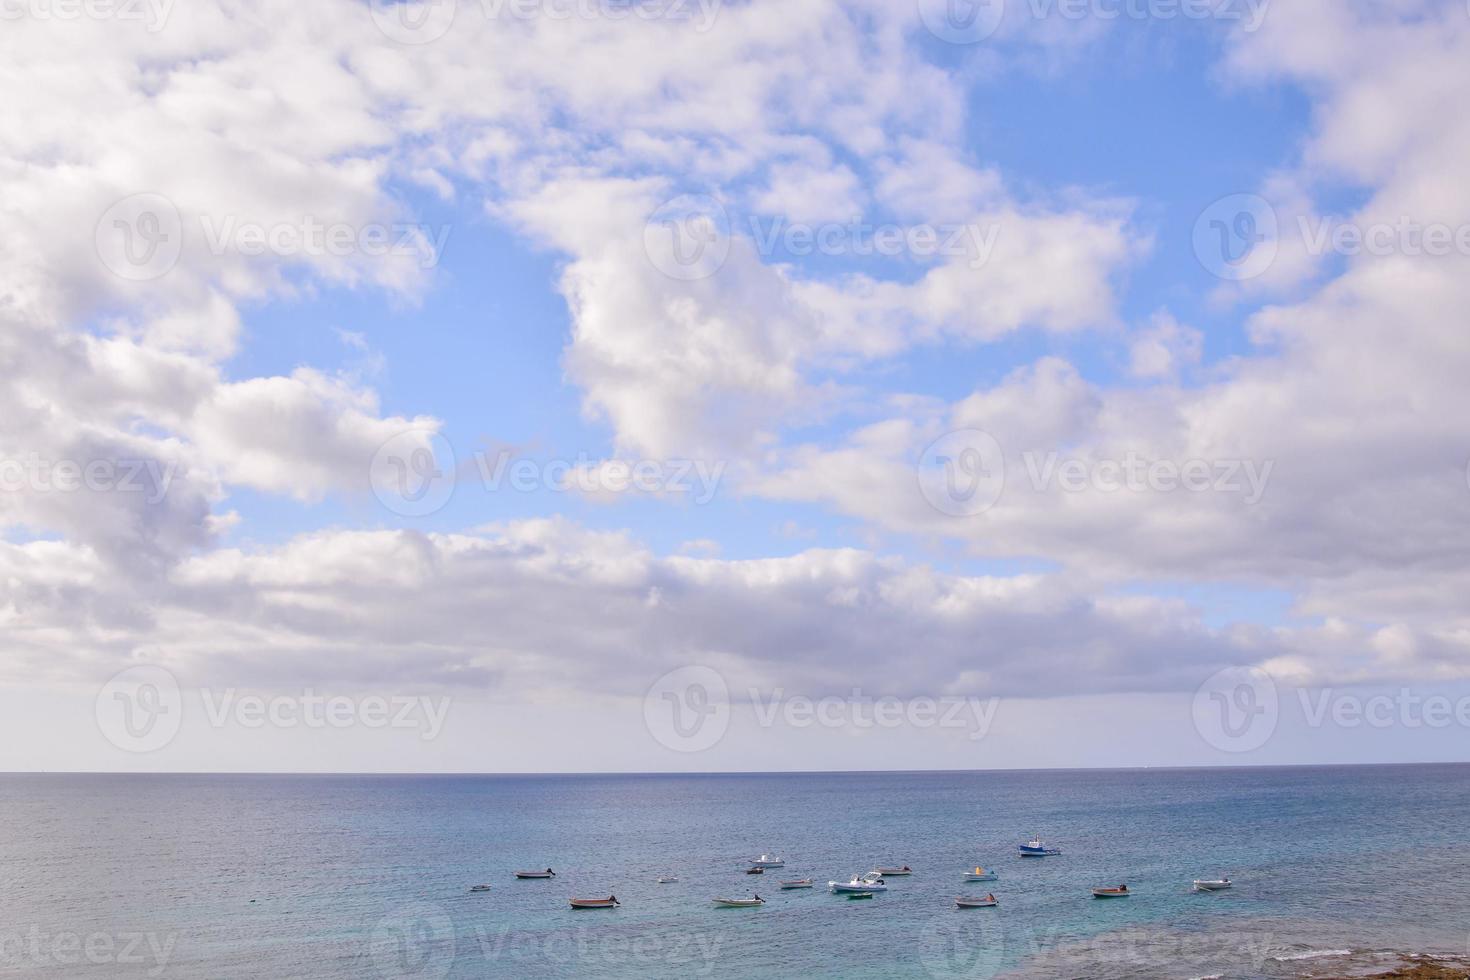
<box><xmin>4</xmin><ymin>0</ymin><xmax>1470</xmax><ymax>772</ymax></box>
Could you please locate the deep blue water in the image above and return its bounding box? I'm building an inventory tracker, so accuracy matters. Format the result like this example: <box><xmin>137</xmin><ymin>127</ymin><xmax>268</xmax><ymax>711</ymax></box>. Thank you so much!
<box><xmin>2</xmin><ymin>766</ymin><xmax>1468</xmax><ymax>978</ymax></box>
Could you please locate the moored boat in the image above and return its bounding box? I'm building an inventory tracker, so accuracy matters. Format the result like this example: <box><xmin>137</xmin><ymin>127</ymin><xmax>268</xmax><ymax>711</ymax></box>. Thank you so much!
<box><xmin>656</xmin><ymin>876</ymin><xmax>679</xmax><ymax>884</ymax></box>
<box><xmin>745</xmin><ymin>866</ymin><xmax>765</xmax><ymax>875</ymax></box>
<box><xmin>780</xmin><ymin>879</ymin><xmax>813</xmax><ymax>889</ymax></box>
<box><xmin>955</xmin><ymin>895</ymin><xmax>998</xmax><ymax>908</ymax></box>
<box><xmin>469</xmin><ymin>884</ymin><xmax>491</xmax><ymax>893</ymax></box>
<box><xmin>873</xmin><ymin>865</ymin><xmax>912</xmax><ymax>876</ymax></box>
<box><xmin>1091</xmin><ymin>885</ymin><xmax>1130</xmax><ymax>898</ymax></box>
<box><xmin>964</xmin><ymin>867</ymin><xmax>998</xmax><ymax>882</ymax></box>
<box><xmin>712</xmin><ymin>896</ymin><xmax>764</xmax><ymax>907</ymax></box>
<box><xmin>515</xmin><ymin>868</ymin><xmax>556</xmax><ymax>879</ymax></box>
<box><xmin>569</xmin><ymin>896</ymin><xmax>619</xmax><ymax>909</ymax></box>
<box><xmin>750</xmin><ymin>854</ymin><xmax>785</xmax><ymax>868</ymax></box>
<box><xmin>1019</xmin><ymin>836</ymin><xmax>1061</xmax><ymax>857</ymax></box>
<box><xmin>846</xmin><ymin>891</ymin><xmax>874</xmax><ymax>900</ymax></box>
<box><xmin>830</xmin><ymin>875</ymin><xmax>888</xmax><ymax>893</ymax></box>
<box><xmin>1193</xmin><ymin>878</ymin><xmax>1231</xmax><ymax>891</ymax></box>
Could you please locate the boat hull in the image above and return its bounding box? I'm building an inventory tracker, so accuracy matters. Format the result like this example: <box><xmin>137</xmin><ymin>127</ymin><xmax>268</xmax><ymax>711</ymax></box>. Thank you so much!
<box><xmin>1091</xmin><ymin>890</ymin><xmax>1129</xmax><ymax>898</ymax></box>
<box><xmin>780</xmin><ymin>881</ymin><xmax>813</xmax><ymax>889</ymax></box>
<box><xmin>713</xmin><ymin>899</ymin><xmax>763</xmax><ymax>908</ymax></box>
<box><xmin>1193</xmin><ymin>881</ymin><xmax>1231</xmax><ymax>891</ymax></box>
<box><xmin>964</xmin><ymin>874</ymin><xmax>998</xmax><ymax>882</ymax></box>
<box><xmin>515</xmin><ymin>872</ymin><xmax>555</xmax><ymax>879</ymax></box>
<box><xmin>829</xmin><ymin>881</ymin><xmax>888</xmax><ymax>893</ymax></box>
<box><xmin>569</xmin><ymin>899</ymin><xmax>618</xmax><ymax>909</ymax></box>
<box><xmin>955</xmin><ymin>898</ymin><xmax>998</xmax><ymax>908</ymax></box>
<box><xmin>873</xmin><ymin>868</ymin><xmax>911</xmax><ymax>876</ymax></box>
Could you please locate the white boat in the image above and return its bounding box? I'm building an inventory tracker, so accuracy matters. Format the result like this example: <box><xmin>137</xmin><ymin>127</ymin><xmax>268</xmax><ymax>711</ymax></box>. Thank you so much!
<box><xmin>569</xmin><ymin>896</ymin><xmax>619</xmax><ymax>909</ymax></box>
<box><xmin>872</xmin><ymin>865</ymin><xmax>912</xmax><ymax>876</ymax></box>
<box><xmin>1091</xmin><ymin>886</ymin><xmax>1130</xmax><ymax>898</ymax></box>
<box><xmin>829</xmin><ymin>875</ymin><xmax>888</xmax><ymax>893</ymax></box>
<box><xmin>712</xmin><ymin>896</ymin><xmax>764</xmax><ymax>907</ymax></box>
<box><xmin>964</xmin><ymin>867</ymin><xmax>998</xmax><ymax>882</ymax></box>
<box><xmin>656</xmin><ymin>876</ymin><xmax>679</xmax><ymax>884</ymax></box>
<box><xmin>1193</xmin><ymin>878</ymin><xmax>1231</xmax><ymax>891</ymax></box>
<box><xmin>955</xmin><ymin>895</ymin><xmax>998</xmax><ymax>908</ymax></box>
<box><xmin>468</xmin><ymin>884</ymin><xmax>491</xmax><ymax>893</ymax></box>
<box><xmin>780</xmin><ymin>879</ymin><xmax>813</xmax><ymax>889</ymax></box>
<box><xmin>514</xmin><ymin>868</ymin><xmax>556</xmax><ymax>879</ymax></box>
<box><xmin>750</xmin><ymin>854</ymin><xmax>785</xmax><ymax>868</ymax></box>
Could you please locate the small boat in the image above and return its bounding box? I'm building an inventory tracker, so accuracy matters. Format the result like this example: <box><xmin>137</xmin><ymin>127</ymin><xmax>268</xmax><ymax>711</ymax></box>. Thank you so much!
<box><xmin>955</xmin><ymin>895</ymin><xmax>999</xmax><ymax>908</ymax></box>
<box><xmin>750</xmin><ymin>854</ymin><xmax>785</xmax><ymax>868</ymax></box>
<box><xmin>656</xmin><ymin>876</ymin><xmax>679</xmax><ymax>884</ymax></box>
<box><xmin>468</xmin><ymin>884</ymin><xmax>491</xmax><ymax>893</ymax></box>
<box><xmin>514</xmin><ymin>868</ymin><xmax>556</xmax><ymax>879</ymax></box>
<box><xmin>1193</xmin><ymin>878</ymin><xmax>1231</xmax><ymax>891</ymax></box>
<box><xmin>569</xmin><ymin>896</ymin><xmax>619</xmax><ymax>909</ymax></box>
<box><xmin>1019</xmin><ymin>836</ymin><xmax>1061</xmax><ymax>857</ymax></box>
<box><xmin>873</xmin><ymin>866</ymin><xmax>912</xmax><ymax>876</ymax></box>
<box><xmin>712</xmin><ymin>896</ymin><xmax>764</xmax><ymax>907</ymax></box>
<box><xmin>964</xmin><ymin>867</ymin><xmax>998</xmax><ymax>882</ymax></box>
<box><xmin>1091</xmin><ymin>885</ymin><xmax>1130</xmax><ymax>898</ymax></box>
<box><xmin>830</xmin><ymin>875</ymin><xmax>888</xmax><ymax>893</ymax></box>
<box><xmin>745</xmin><ymin>867</ymin><xmax>765</xmax><ymax>875</ymax></box>
<box><xmin>780</xmin><ymin>879</ymin><xmax>814</xmax><ymax>889</ymax></box>
<box><xmin>846</xmin><ymin>891</ymin><xmax>875</xmax><ymax>900</ymax></box>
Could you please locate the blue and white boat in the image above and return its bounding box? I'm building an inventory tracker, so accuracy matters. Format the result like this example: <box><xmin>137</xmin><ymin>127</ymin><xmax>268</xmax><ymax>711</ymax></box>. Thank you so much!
<box><xmin>1019</xmin><ymin>835</ymin><xmax>1061</xmax><ymax>857</ymax></box>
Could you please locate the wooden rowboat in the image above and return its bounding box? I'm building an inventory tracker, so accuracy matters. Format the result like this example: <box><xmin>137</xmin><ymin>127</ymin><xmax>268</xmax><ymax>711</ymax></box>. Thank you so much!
<box><xmin>1091</xmin><ymin>886</ymin><xmax>1130</xmax><ymax>898</ymax></box>
<box><xmin>1193</xmin><ymin>878</ymin><xmax>1231</xmax><ymax>891</ymax></box>
<box><xmin>955</xmin><ymin>895</ymin><xmax>998</xmax><ymax>908</ymax></box>
<box><xmin>569</xmin><ymin>896</ymin><xmax>619</xmax><ymax>909</ymax></box>
<box><xmin>780</xmin><ymin>879</ymin><xmax>813</xmax><ymax>889</ymax></box>
<box><xmin>712</xmin><ymin>896</ymin><xmax>764</xmax><ymax>907</ymax></box>
<box><xmin>873</xmin><ymin>866</ymin><xmax>912</xmax><ymax>876</ymax></box>
<box><xmin>515</xmin><ymin>869</ymin><xmax>556</xmax><ymax>879</ymax></box>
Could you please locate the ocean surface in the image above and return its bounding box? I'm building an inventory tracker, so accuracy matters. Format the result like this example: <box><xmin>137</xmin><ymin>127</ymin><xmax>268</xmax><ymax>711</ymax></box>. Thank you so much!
<box><xmin>2</xmin><ymin>766</ymin><xmax>1468</xmax><ymax>979</ymax></box>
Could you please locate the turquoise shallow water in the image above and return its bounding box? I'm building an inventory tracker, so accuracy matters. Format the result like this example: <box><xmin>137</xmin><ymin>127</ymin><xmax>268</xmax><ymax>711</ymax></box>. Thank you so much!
<box><xmin>1</xmin><ymin>765</ymin><xmax>1468</xmax><ymax>978</ymax></box>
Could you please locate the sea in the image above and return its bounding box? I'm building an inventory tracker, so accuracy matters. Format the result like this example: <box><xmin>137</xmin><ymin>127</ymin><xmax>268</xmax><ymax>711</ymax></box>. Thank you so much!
<box><xmin>1</xmin><ymin>765</ymin><xmax>1467</xmax><ymax>979</ymax></box>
